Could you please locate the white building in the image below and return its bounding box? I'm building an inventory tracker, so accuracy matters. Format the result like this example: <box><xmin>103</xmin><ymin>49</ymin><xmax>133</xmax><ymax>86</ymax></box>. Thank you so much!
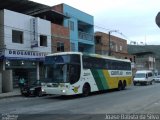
<box><xmin>0</xmin><ymin>9</ymin><xmax>51</xmax><ymax>88</ymax></box>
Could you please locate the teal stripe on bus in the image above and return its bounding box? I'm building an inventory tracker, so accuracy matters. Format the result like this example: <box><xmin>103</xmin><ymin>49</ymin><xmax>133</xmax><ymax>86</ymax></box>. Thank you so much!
<box><xmin>97</xmin><ymin>70</ymin><xmax>109</xmax><ymax>89</ymax></box>
<box><xmin>91</xmin><ymin>69</ymin><xmax>104</xmax><ymax>90</ymax></box>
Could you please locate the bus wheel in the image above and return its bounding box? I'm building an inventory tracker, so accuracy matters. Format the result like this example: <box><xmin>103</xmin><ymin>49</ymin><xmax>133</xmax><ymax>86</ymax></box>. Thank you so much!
<box><xmin>122</xmin><ymin>80</ymin><xmax>126</xmax><ymax>90</ymax></box>
<box><xmin>82</xmin><ymin>83</ymin><xmax>90</xmax><ymax>97</ymax></box>
<box><xmin>118</xmin><ymin>81</ymin><xmax>123</xmax><ymax>91</ymax></box>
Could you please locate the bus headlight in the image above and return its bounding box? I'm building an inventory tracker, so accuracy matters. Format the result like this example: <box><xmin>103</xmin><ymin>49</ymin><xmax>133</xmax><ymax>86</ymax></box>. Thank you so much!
<box><xmin>42</xmin><ymin>89</ymin><xmax>45</xmax><ymax>92</ymax></box>
<box><xmin>62</xmin><ymin>90</ymin><xmax>66</xmax><ymax>93</ymax></box>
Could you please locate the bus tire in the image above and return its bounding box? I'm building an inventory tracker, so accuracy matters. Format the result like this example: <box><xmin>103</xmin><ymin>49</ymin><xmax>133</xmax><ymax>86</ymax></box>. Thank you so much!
<box><xmin>133</xmin><ymin>82</ymin><xmax>137</xmax><ymax>86</ymax></box>
<box><xmin>82</xmin><ymin>83</ymin><xmax>90</xmax><ymax>97</ymax></box>
<box><xmin>118</xmin><ymin>81</ymin><xmax>123</xmax><ymax>91</ymax></box>
<box><xmin>122</xmin><ymin>80</ymin><xmax>126</xmax><ymax>90</ymax></box>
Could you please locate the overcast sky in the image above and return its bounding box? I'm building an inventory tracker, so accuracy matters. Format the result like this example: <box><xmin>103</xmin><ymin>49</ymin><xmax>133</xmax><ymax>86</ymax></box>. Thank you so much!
<box><xmin>32</xmin><ymin>0</ymin><xmax>160</xmax><ymax>45</ymax></box>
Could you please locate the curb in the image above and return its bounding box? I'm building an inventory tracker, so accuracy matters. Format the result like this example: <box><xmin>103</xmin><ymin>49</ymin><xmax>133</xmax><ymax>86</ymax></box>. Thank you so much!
<box><xmin>0</xmin><ymin>93</ymin><xmax>21</xmax><ymax>99</ymax></box>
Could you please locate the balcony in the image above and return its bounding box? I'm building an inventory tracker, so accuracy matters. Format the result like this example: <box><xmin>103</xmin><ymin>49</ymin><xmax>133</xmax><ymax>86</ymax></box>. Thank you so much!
<box><xmin>78</xmin><ymin>31</ymin><xmax>94</xmax><ymax>42</ymax></box>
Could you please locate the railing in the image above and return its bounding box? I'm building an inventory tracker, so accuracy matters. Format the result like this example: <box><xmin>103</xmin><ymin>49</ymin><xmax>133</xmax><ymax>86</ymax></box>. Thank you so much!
<box><xmin>78</xmin><ymin>31</ymin><xmax>94</xmax><ymax>41</ymax></box>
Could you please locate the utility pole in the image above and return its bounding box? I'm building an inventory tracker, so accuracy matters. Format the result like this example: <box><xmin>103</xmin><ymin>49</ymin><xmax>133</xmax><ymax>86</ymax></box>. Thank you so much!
<box><xmin>108</xmin><ymin>31</ymin><xmax>111</xmax><ymax>56</ymax></box>
<box><xmin>108</xmin><ymin>30</ymin><xmax>118</xmax><ymax>56</ymax></box>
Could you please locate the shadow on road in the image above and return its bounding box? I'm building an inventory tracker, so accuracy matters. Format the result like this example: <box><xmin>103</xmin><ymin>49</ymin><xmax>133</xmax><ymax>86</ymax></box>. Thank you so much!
<box><xmin>43</xmin><ymin>88</ymin><xmax>129</xmax><ymax>100</ymax></box>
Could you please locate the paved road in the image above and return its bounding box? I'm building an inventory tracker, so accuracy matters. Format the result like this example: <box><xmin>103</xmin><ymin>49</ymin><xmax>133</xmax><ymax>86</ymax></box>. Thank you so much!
<box><xmin>1</xmin><ymin>83</ymin><xmax>160</xmax><ymax>119</ymax></box>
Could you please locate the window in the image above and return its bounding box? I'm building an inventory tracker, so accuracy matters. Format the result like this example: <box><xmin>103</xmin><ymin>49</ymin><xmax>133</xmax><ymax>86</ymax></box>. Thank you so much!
<box><xmin>83</xmin><ymin>55</ymin><xmax>131</xmax><ymax>70</ymax></box>
<box><xmin>71</xmin><ymin>43</ymin><xmax>75</xmax><ymax>51</ymax></box>
<box><xmin>12</xmin><ymin>30</ymin><xmax>23</xmax><ymax>44</ymax></box>
<box><xmin>95</xmin><ymin>36</ymin><xmax>101</xmax><ymax>44</ymax></box>
<box><xmin>148</xmin><ymin>72</ymin><xmax>153</xmax><ymax>77</ymax></box>
<box><xmin>57</xmin><ymin>42</ymin><xmax>64</xmax><ymax>52</ymax></box>
<box><xmin>120</xmin><ymin>46</ymin><xmax>123</xmax><ymax>51</ymax></box>
<box><xmin>40</xmin><ymin>35</ymin><xmax>47</xmax><ymax>47</ymax></box>
<box><xmin>69</xmin><ymin>21</ymin><xmax>74</xmax><ymax>31</ymax></box>
<box><xmin>116</xmin><ymin>44</ymin><xmax>118</xmax><ymax>52</ymax></box>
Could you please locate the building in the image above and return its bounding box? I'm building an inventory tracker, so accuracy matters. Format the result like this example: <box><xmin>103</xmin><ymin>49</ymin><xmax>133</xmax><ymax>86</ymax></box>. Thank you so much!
<box><xmin>95</xmin><ymin>32</ymin><xmax>134</xmax><ymax>60</ymax></box>
<box><xmin>0</xmin><ymin>9</ymin><xmax>51</xmax><ymax>88</ymax></box>
<box><xmin>128</xmin><ymin>45</ymin><xmax>160</xmax><ymax>73</ymax></box>
<box><xmin>31</xmin><ymin>3</ymin><xmax>95</xmax><ymax>53</ymax></box>
<box><xmin>52</xmin><ymin>4</ymin><xmax>95</xmax><ymax>53</ymax></box>
<box><xmin>134</xmin><ymin>52</ymin><xmax>155</xmax><ymax>71</ymax></box>
<box><xmin>0</xmin><ymin>1</ymin><xmax>95</xmax><ymax>92</ymax></box>
<box><xmin>32</xmin><ymin>7</ymin><xmax>71</xmax><ymax>53</ymax></box>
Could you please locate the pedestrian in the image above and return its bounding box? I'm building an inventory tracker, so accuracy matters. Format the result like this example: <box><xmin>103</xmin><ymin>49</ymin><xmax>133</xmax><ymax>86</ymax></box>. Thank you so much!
<box><xmin>19</xmin><ymin>77</ymin><xmax>25</xmax><ymax>89</ymax></box>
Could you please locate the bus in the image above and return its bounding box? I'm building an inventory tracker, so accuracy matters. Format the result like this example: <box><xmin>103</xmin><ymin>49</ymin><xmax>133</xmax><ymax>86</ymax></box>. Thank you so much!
<box><xmin>41</xmin><ymin>52</ymin><xmax>132</xmax><ymax>96</ymax></box>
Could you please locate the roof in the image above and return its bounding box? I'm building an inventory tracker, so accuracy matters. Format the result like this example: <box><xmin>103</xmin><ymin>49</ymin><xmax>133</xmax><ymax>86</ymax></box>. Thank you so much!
<box><xmin>32</xmin><ymin>9</ymin><xmax>69</xmax><ymax>24</ymax></box>
<box><xmin>0</xmin><ymin>0</ymin><xmax>50</xmax><ymax>15</ymax></box>
<box><xmin>136</xmin><ymin>70</ymin><xmax>152</xmax><ymax>74</ymax></box>
<box><xmin>128</xmin><ymin>45</ymin><xmax>160</xmax><ymax>59</ymax></box>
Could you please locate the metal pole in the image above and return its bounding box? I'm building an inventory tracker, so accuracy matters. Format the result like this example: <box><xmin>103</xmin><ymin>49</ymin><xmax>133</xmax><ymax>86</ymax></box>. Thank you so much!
<box><xmin>108</xmin><ymin>31</ymin><xmax>111</xmax><ymax>56</ymax></box>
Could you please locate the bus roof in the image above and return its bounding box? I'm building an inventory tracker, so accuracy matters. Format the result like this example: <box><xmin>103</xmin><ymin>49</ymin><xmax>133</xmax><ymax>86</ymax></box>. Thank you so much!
<box><xmin>46</xmin><ymin>52</ymin><xmax>131</xmax><ymax>63</ymax></box>
<box><xmin>47</xmin><ymin>52</ymin><xmax>82</xmax><ymax>56</ymax></box>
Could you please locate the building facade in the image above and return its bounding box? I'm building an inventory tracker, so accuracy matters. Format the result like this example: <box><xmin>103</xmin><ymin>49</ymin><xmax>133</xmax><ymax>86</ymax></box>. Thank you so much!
<box><xmin>0</xmin><ymin>9</ymin><xmax>51</xmax><ymax>87</ymax></box>
<box><xmin>51</xmin><ymin>24</ymin><xmax>70</xmax><ymax>52</ymax></box>
<box><xmin>32</xmin><ymin>8</ymin><xmax>71</xmax><ymax>53</ymax></box>
<box><xmin>52</xmin><ymin>4</ymin><xmax>95</xmax><ymax>53</ymax></box>
<box><xmin>135</xmin><ymin>53</ymin><xmax>155</xmax><ymax>71</ymax></box>
<box><xmin>95</xmin><ymin>32</ymin><xmax>134</xmax><ymax>60</ymax></box>
<box><xmin>128</xmin><ymin>45</ymin><xmax>160</xmax><ymax>74</ymax></box>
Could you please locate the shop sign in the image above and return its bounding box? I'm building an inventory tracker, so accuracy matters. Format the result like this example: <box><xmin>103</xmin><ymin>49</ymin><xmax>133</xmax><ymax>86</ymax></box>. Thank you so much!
<box><xmin>4</xmin><ymin>49</ymin><xmax>49</xmax><ymax>59</ymax></box>
<box><xmin>30</xmin><ymin>18</ymin><xmax>38</xmax><ymax>48</ymax></box>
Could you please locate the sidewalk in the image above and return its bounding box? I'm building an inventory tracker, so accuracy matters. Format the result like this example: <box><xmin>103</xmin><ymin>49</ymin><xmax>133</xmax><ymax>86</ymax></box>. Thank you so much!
<box><xmin>0</xmin><ymin>88</ymin><xmax>21</xmax><ymax>99</ymax></box>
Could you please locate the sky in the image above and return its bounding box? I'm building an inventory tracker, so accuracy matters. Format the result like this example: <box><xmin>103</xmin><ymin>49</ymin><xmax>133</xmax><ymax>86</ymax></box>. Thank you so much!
<box><xmin>31</xmin><ymin>0</ymin><xmax>160</xmax><ymax>45</ymax></box>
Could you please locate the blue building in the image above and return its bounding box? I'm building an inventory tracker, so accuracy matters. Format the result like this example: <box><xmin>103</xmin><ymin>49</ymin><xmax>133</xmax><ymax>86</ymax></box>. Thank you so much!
<box><xmin>53</xmin><ymin>4</ymin><xmax>95</xmax><ymax>53</ymax></box>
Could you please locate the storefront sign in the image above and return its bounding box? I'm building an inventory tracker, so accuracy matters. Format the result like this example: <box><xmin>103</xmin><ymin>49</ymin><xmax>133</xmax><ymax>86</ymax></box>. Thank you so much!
<box><xmin>4</xmin><ymin>49</ymin><xmax>49</xmax><ymax>61</ymax></box>
<box><xmin>30</xmin><ymin>18</ymin><xmax>38</xmax><ymax>48</ymax></box>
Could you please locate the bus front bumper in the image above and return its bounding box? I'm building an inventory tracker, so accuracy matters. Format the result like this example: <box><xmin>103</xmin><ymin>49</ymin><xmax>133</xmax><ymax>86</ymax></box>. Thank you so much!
<box><xmin>41</xmin><ymin>87</ymin><xmax>69</xmax><ymax>95</ymax></box>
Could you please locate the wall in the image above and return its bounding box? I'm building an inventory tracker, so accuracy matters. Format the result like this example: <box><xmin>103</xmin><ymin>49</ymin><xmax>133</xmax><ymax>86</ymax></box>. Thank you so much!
<box><xmin>95</xmin><ymin>32</ymin><xmax>128</xmax><ymax>56</ymax></box>
<box><xmin>52</xmin><ymin>4</ymin><xmax>63</xmax><ymax>13</ymax></box>
<box><xmin>63</xmin><ymin>4</ymin><xmax>93</xmax><ymax>25</ymax></box>
<box><xmin>0</xmin><ymin>73</ymin><xmax>2</xmax><ymax>93</ymax></box>
<box><xmin>51</xmin><ymin>23</ymin><xmax>70</xmax><ymax>52</ymax></box>
<box><xmin>63</xmin><ymin>4</ymin><xmax>94</xmax><ymax>52</ymax></box>
<box><xmin>2</xmin><ymin>70</ymin><xmax>13</xmax><ymax>93</ymax></box>
<box><xmin>0</xmin><ymin>10</ymin><xmax>4</xmax><ymax>49</ymax></box>
<box><xmin>2</xmin><ymin>9</ymin><xmax>51</xmax><ymax>53</ymax></box>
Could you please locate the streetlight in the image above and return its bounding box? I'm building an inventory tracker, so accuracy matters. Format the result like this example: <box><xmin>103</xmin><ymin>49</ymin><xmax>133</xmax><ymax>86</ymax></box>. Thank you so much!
<box><xmin>108</xmin><ymin>30</ymin><xmax>118</xmax><ymax>56</ymax></box>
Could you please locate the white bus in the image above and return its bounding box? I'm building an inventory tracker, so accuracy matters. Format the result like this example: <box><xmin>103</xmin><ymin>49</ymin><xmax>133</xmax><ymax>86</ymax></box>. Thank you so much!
<box><xmin>41</xmin><ymin>52</ymin><xmax>132</xmax><ymax>96</ymax></box>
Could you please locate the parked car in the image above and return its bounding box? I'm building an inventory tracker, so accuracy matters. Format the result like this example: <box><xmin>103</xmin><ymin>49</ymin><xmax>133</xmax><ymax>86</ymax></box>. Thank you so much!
<box><xmin>20</xmin><ymin>80</ymin><xmax>42</xmax><ymax>97</ymax></box>
<box><xmin>133</xmin><ymin>70</ymin><xmax>154</xmax><ymax>85</ymax></box>
<box><xmin>154</xmin><ymin>76</ymin><xmax>160</xmax><ymax>83</ymax></box>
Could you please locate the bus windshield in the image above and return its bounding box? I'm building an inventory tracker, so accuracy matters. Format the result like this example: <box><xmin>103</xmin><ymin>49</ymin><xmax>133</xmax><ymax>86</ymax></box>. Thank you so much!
<box><xmin>44</xmin><ymin>54</ymin><xmax>81</xmax><ymax>84</ymax></box>
<box><xmin>46</xmin><ymin>64</ymin><xmax>68</xmax><ymax>83</ymax></box>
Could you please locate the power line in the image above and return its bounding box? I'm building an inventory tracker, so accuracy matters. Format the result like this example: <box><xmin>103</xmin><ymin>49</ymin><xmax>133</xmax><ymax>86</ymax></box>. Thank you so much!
<box><xmin>0</xmin><ymin>18</ymin><xmax>131</xmax><ymax>49</ymax></box>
